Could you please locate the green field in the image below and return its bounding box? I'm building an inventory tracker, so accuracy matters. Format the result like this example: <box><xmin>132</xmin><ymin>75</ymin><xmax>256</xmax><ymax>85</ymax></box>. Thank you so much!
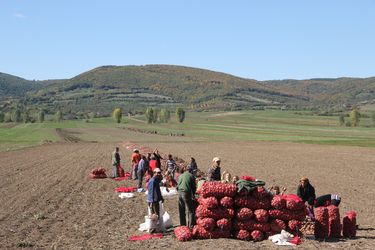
<box><xmin>1</xmin><ymin>110</ymin><xmax>375</xmax><ymax>151</ymax></box>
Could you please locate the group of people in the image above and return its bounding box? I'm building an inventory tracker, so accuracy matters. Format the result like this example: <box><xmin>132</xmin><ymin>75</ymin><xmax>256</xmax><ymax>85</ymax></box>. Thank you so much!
<box><xmin>111</xmin><ymin>147</ymin><xmax>342</xmax><ymax>231</ymax></box>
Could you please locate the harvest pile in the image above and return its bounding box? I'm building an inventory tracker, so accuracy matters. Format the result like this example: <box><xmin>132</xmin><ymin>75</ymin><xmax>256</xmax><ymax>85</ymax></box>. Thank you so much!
<box><xmin>89</xmin><ymin>168</ymin><xmax>107</xmax><ymax>179</ymax></box>
<box><xmin>233</xmin><ymin>188</ymin><xmax>306</xmax><ymax>241</ymax></box>
<box><xmin>193</xmin><ymin>182</ymin><xmax>236</xmax><ymax>239</ymax></box>
<box><xmin>314</xmin><ymin>205</ymin><xmax>349</xmax><ymax>239</ymax></box>
<box><xmin>185</xmin><ymin>181</ymin><xmax>306</xmax><ymax>242</ymax></box>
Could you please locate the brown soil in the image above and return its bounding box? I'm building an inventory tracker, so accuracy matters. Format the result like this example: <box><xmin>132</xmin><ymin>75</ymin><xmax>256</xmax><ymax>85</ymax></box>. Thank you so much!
<box><xmin>1</xmin><ymin>139</ymin><xmax>374</xmax><ymax>249</ymax></box>
<box><xmin>55</xmin><ymin>128</ymin><xmax>82</xmax><ymax>143</ymax></box>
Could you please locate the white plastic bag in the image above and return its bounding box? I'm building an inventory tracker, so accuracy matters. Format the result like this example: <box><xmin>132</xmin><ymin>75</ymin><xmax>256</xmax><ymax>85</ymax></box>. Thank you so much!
<box><xmin>163</xmin><ymin>211</ymin><xmax>173</xmax><ymax>228</ymax></box>
<box><xmin>119</xmin><ymin>193</ymin><xmax>134</xmax><ymax>199</ymax></box>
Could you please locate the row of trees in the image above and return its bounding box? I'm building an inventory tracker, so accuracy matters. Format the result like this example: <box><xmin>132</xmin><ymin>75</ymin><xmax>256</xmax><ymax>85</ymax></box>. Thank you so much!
<box><xmin>0</xmin><ymin>109</ymin><xmax>63</xmax><ymax>123</ymax></box>
<box><xmin>112</xmin><ymin>107</ymin><xmax>186</xmax><ymax>124</ymax></box>
<box><xmin>145</xmin><ymin>107</ymin><xmax>185</xmax><ymax>124</ymax></box>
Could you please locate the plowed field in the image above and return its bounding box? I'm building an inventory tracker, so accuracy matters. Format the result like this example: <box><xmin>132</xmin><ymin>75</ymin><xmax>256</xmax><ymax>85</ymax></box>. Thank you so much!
<box><xmin>1</xmin><ymin>130</ymin><xmax>375</xmax><ymax>249</ymax></box>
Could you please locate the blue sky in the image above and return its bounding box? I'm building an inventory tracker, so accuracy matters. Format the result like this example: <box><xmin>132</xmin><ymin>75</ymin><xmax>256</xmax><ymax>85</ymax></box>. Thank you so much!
<box><xmin>1</xmin><ymin>0</ymin><xmax>374</xmax><ymax>81</ymax></box>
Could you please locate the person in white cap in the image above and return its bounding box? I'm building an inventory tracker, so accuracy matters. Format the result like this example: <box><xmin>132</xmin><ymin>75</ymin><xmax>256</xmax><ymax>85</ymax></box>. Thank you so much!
<box><xmin>207</xmin><ymin>157</ymin><xmax>221</xmax><ymax>181</ymax></box>
<box><xmin>147</xmin><ymin>168</ymin><xmax>164</xmax><ymax>232</ymax></box>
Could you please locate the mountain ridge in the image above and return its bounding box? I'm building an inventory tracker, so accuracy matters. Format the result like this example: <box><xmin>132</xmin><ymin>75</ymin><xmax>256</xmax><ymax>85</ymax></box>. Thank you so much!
<box><xmin>1</xmin><ymin>64</ymin><xmax>375</xmax><ymax>115</ymax></box>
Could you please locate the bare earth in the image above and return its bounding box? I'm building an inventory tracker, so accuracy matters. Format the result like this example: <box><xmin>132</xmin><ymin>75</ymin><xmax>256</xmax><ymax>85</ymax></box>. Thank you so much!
<box><xmin>1</xmin><ymin>130</ymin><xmax>375</xmax><ymax>249</ymax></box>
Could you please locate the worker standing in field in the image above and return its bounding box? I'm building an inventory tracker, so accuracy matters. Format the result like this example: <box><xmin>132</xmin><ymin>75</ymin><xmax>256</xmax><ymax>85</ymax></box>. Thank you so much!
<box><xmin>207</xmin><ymin>157</ymin><xmax>221</xmax><ymax>181</ymax></box>
<box><xmin>187</xmin><ymin>157</ymin><xmax>198</xmax><ymax>176</ymax></box>
<box><xmin>137</xmin><ymin>155</ymin><xmax>149</xmax><ymax>190</ymax></box>
<box><xmin>166</xmin><ymin>154</ymin><xmax>178</xmax><ymax>180</ymax></box>
<box><xmin>297</xmin><ymin>177</ymin><xmax>316</xmax><ymax>219</ymax></box>
<box><xmin>112</xmin><ymin>147</ymin><xmax>121</xmax><ymax>178</ymax></box>
<box><xmin>131</xmin><ymin>149</ymin><xmax>141</xmax><ymax>180</ymax></box>
<box><xmin>177</xmin><ymin>166</ymin><xmax>196</xmax><ymax>229</ymax></box>
<box><xmin>147</xmin><ymin>168</ymin><xmax>164</xmax><ymax>232</ymax></box>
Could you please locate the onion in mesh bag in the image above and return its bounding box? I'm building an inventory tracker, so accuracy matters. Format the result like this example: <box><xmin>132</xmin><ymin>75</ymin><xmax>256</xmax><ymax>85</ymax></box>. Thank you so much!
<box><xmin>174</xmin><ymin>226</ymin><xmax>192</xmax><ymax>241</ymax></box>
<box><xmin>234</xmin><ymin>229</ymin><xmax>251</xmax><ymax>241</ymax></box>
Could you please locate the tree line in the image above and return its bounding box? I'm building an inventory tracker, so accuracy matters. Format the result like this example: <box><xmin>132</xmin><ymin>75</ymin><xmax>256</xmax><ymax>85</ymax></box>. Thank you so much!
<box><xmin>112</xmin><ymin>107</ymin><xmax>185</xmax><ymax>124</ymax></box>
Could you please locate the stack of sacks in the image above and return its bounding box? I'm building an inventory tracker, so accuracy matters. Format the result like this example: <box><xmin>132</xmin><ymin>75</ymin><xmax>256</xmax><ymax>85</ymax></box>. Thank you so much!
<box><xmin>327</xmin><ymin>205</ymin><xmax>341</xmax><ymax>238</ymax></box>
<box><xmin>233</xmin><ymin>187</ymin><xmax>273</xmax><ymax>241</ymax></box>
<box><xmin>89</xmin><ymin>168</ymin><xmax>107</xmax><ymax>178</ymax></box>
<box><xmin>314</xmin><ymin>207</ymin><xmax>329</xmax><ymax>239</ymax></box>
<box><xmin>268</xmin><ymin>194</ymin><xmax>306</xmax><ymax>236</ymax></box>
<box><xmin>193</xmin><ymin>182</ymin><xmax>236</xmax><ymax>239</ymax></box>
<box><xmin>342</xmin><ymin>211</ymin><xmax>357</xmax><ymax>238</ymax></box>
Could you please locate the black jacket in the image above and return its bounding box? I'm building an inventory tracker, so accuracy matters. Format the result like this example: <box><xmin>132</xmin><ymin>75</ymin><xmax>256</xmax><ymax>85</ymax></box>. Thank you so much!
<box><xmin>297</xmin><ymin>183</ymin><xmax>316</xmax><ymax>205</ymax></box>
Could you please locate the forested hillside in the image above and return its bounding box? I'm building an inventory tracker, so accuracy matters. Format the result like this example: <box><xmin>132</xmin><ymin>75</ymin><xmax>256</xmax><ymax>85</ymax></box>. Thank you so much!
<box><xmin>1</xmin><ymin>65</ymin><xmax>375</xmax><ymax>117</ymax></box>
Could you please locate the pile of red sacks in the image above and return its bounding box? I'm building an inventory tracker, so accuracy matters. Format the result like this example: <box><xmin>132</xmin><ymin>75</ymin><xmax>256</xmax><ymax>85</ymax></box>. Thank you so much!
<box><xmin>190</xmin><ymin>183</ymin><xmax>307</xmax><ymax>242</ymax></box>
<box><xmin>193</xmin><ymin>182</ymin><xmax>236</xmax><ymax>239</ymax></box>
<box><xmin>342</xmin><ymin>211</ymin><xmax>357</xmax><ymax>238</ymax></box>
<box><xmin>89</xmin><ymin>168</ymin><xmax>107</xmax><ymax>179</ymax></box>
<box><xmin>232</xmin><ymin>189</ymin><xmax>306</xmax><ymax>241</ymax></box>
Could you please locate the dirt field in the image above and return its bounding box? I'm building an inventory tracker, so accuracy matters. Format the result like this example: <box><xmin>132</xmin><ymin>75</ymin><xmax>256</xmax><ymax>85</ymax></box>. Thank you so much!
<box><xmin>1</xmin><ymin>129</ymin><xmax>375</xmax><ymax>249</ymax></box>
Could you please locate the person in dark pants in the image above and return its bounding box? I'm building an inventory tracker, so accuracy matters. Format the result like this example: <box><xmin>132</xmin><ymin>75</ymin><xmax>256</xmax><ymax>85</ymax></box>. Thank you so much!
<box><xmin>111</xmin><ymin>147</ymin><xmax>121</xmax><ymax>178</ymax></box>
<box><xmin>147</xmin><ymin>168</ymin><xmax>164</xmax><ymax>232</ymax></box>
<box><xmin>177</xmin><ymin>166</ymin><xmax>196</xmax><ymax>229</ymax></box>
<box><xmin>315</xmin><ymin>194</ymin><xmax>341</xmax><ymax>207</ymax></box>
<box><xmin>297</xmin><ymin>177</ymin><xmax>316</xmax><ymax>220</ymax></box>
<box><xmin>153</xmin><ymin>148</ymin><xmax>163</xmax><ymax>169</ymax></box>
<box><xmin>207</xmin><ymin>157</ymin><xmax>221</xmax><ymax>181</ymax></box>
<box><xmin>137</xmin><ymin>155</ymin><xmax>149</xmax><ymax>189</ymax></box>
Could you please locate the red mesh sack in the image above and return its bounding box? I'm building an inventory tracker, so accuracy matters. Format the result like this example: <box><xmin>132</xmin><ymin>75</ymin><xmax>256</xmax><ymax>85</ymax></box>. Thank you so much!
<box><xmin>270</xmin><ymin>219</ymin><xmax>286</xmax><ymax>232</ymax></box>
<box><xmin>252</xmin><ymin>222</ymin><xmax>271</xmax><ymax>232</ymax></box>
<box><xmin>241</xmin><ymin>175</ymin><xmax>256</xmax><ymax>181</ymax></box>
<box><xmin>253</xmin><ymin>187</ymin><xmax>269</xmax><ymax>199</ymax></box>
<box><xmin>197</xmin><ymin>217</ymin><xmax>216</xmax><ymax>231</ymax></box>
<box><xmin>174</xmin><ymin>226</ymin><xmax>192</xmax><ymax>241</ymax></box>
<box><xmin>216</xmin><ymin>218</ymin><xmax>231</xmax><ymax>231</ymax></box>
<box><xmin>271</xmin><ymin>195</ymin><xmax>286</xmax><ymax>209</ymax></box>
<box><xmin>236</xmin><ymin>207</ymin><xmax>254</xmax><ymax>221</ymax></box>
<box><xmin>342</xmin><ymin>211</ymin><xmax>357</xmax><ymax>238</ymax></box>
<box><xmin>198</xmin><ymin>196</ymin><xmax>219</xmax><ymax>209</ymax></box>
<box><xmin>254</xmin><ymin>209</ymin><xmax>269</xmax><ymax>223</ymax></box>
<box><xmin>90</xmin><ymin>168</ymin><xmax>107</xmax><ymax>178</ymax></box>
<box><xmin>284</xmin><ymin>194</ymin><xmax>305</xmax><ymax>211</ymax></box>
<box><xmin>327</xmin><ymin>205</ymin><xmax>341</xmax><ymax>238</ymax></box>
<box><xmin>235</xmin><ymin>229</ymin><xmax>251</xmax><ymax>241</ymax></box>
<box><xmin>269</xmin><ymin>209</ymin><xmax>306</xmax><ymax>221</ymax></box>
<box><xmin>192</xmin><ymin>225</ymin><xmax>212</xmax><ymax>239</ymax></box>
<box><xmin>235</xmin><ymin>196</ymin><xmax>271</xmax><ymax>210</ymax></box>
<box><xmin>251</xmin><ymin>230</ymin><xmax>264</xmax><ymax>242</ymax></box>
<box><xmin>286</xmin><ymin>200</ymin><xmax>305</xmax><ymax>211</ymax></box>
<box><xmin>233</xmin><ymin>219</ymin><xmax>253</xmax><ymax>231</ymax></box>
<box><xmin>200</xmin><ymin>182</ymin><xmax>237</xmax><ymax>198</ymax></box>
<box><xmin>288</xmin><ymin>219</ymin><xmax>302</xmax><ymax>232</ymax></box>
<box><xmin>238</xmin><ymin>189</ymin><xmax>250</xmax><ymax>196</ymax></box>
<box><xmin>314</xmin><ymin>207</ymin><xmax>329</xmax><ymax>239</ymax></box>
<box><xmin>220</xmin><ymin>196</ymin><xmax>234</xmax><ymax>208</ymax></box>
<box><xmin>196</xmin><ymin>205</ymin><xmax>234</xmax><ymax>220</ymax></box>
<box><xmin>211</xmin><ymin>229</ymin><xmax>231</xmax><ymax>239</ymax></box>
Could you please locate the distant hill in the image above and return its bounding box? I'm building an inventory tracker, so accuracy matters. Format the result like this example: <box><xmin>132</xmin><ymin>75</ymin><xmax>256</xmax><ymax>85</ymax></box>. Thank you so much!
<box><xmin>0</xmin><ymin>73</ymin><xmax>41</xmax><ymax>98</ymax></box>
<box><xmin>262</xmin><ymin>77</ymin><xmax>375</xmax><ymax>107</ymax></box>
<box><xmin>1</xmin><ymin>65</ymin><xmax>374</xmax><ymax>116</ymax></box>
